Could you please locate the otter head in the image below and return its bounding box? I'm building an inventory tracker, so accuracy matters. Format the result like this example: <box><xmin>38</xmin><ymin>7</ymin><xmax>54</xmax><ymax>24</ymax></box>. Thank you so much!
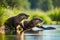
<box><xmin>31</xmin><ymin>17</ymin><xmax>43</xmax><ymax>24</ymax></box>
<box><xmin>18</xmin><ymin>13</ymin><xmax>29</xmax><ymax>20</ymax></box>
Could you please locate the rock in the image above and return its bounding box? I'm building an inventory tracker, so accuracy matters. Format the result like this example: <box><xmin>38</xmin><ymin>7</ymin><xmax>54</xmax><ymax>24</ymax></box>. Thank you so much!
<box><xmin>37</xmin><ymin>26</ymin><xmax>56</xmax><ymax>30</ymax></box>
<box><xmin>44</xmin><ymin>27</ymin><xmax>56</xmax><ymax>30</ymax></box>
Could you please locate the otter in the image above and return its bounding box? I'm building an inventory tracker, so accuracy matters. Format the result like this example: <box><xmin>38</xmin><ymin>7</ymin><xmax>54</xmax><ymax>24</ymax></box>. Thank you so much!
<box><xmin>18</xmin><ymin>17</ymin><xmax>43</xmax><ymax>32</ymax></box>
<box><xmin>4</xmin><ymin>13</ymin><xmax>29</xmax><ymax>34</ymax></box>
<box><xmin>16</xmin><ymin>17</ymin><xmax>43</xmax><ymax>40</ymax></box>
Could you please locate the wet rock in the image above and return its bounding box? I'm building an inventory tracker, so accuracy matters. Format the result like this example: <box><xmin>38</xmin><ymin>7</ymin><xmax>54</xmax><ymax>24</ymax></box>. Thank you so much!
<box><xmin>38</xmin><ymin>26</ymin><xmax>56</xmax><ymax>30</ymax></box>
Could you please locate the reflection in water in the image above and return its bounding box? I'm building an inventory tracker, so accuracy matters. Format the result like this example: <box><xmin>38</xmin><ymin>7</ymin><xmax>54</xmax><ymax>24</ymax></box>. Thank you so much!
<box><xmin>0</xmin><ymin>25</ymin><xmax>60</xmax><ymax>40</ymax></box>
<box><xmin>25</xmin><ymin>35</ymin><xmax>43</xmax><ymax>40</ymax></box>
<box><xmin>0</xmin><ymin>34</ymin><xmax>6</xmax><ymax>40</ymax></box>
<box><xmin>25</xmin><ymin>31</ymin><xmax>43</xmax><ymax>40</ymax></box>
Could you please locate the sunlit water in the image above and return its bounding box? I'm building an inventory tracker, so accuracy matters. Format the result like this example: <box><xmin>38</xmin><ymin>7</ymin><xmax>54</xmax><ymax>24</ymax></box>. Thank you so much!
<box><xmin>0</xmin><ymin>25</ymin><xmax>60</xmax><ymax>40</ymax></box>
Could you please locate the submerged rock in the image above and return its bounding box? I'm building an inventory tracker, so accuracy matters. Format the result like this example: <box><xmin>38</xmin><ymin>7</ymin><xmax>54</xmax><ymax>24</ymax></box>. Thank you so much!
<box><xmin>44</xmin><ymin>27</ymin><xmax>56</xmax><ymax>30</ymax></box>
<box><xmin>37</xmin><ymin>26</ymin><xmax>56</xmax><ymax>30</ymax></box>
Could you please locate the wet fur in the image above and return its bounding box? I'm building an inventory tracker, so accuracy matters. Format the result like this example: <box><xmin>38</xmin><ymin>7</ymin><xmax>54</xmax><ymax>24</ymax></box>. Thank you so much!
<box><xmin>19</xmin><ymin>17</ymin><xmax>43</xmax><ymax>32</ymax></box>
<box><xmin>4</xmin><ymin>13</ymin><xmax>29</xmax><ymax>34</ymax></box>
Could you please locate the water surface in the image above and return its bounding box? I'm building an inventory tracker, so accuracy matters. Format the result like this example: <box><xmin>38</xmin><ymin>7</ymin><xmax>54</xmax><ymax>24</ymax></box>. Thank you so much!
<box><xmin>0</xmin><ymin>25</ymin><xmax>60</xmax><ymax>40</ymax></box>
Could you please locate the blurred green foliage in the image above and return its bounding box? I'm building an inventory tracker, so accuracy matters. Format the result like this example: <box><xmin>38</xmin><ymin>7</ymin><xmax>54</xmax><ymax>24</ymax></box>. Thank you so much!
<box><xmin>48</xmin><ymin>8</ymin><xmax>60</xmax><ymax>24</ymax></box>
<box><xmin>29</xmin><ymin>0</ymin><xmax>53</xmax><ymax>11</ymax></box>
<box><xmin>0</xmin><ymin>0</ymin><xmax>60</xmax><ymax>26</ymax></box>
<box><xmin>0</xmin><ymin>0</ymin><xmax>30</xmax><ymax>10</ymax></box>
<box><xmin>0</xmin><ymin>7</ymin><xmax>5</xmax><ymax>26</ymax></box>
<box><xmin>0</xmin><ymin>0</ymin><xmax>60</xmax><ymax>11</ymax></box>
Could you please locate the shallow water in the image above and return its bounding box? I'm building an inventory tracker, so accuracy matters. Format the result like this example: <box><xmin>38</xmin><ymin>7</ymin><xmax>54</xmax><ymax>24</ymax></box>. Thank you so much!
<box><xmin>0</xmin><ymin>25</ymin><xmax>60</xmax><ymax>40</ymax></box>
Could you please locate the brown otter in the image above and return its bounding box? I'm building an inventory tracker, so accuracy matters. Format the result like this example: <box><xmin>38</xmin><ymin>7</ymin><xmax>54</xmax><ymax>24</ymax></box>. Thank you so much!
<box><xmin>4</xmin><ymin>13</ymin><xmax>29</xmax><ymax>34</ymax></box>
<box><xmin>16</xmin><ymin>17</ymin><xmax>43</xmax><ymax>40</ymax></box>
<box><xmin>18</xmin><ymin>17</ymin><xmax>43</xmax><ymax>32</ymax></box>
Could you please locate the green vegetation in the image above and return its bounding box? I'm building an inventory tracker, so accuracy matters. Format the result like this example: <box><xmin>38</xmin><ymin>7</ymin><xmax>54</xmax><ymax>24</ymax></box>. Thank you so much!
<box><xmin>0</xmin><ymin>8</ymin><xmax>60</xmax><ymax>26</ymax></box>
<box><xmin>47</xmin><ymin>8</ymin><xmax>60</xmax><ymax>24</ymax></box>
<box><xmin>0</xmin><ymin>7</ymin><xmax>5</xmax><ymax>26</ymax></box>
<box><xmin>0</xmin><ymin>0</ymin><xmax>60</xmax><ymax>26</ymax></box>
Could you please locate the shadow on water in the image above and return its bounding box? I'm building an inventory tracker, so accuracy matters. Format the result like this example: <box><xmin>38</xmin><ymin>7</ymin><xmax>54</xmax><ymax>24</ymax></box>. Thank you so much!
<box><xmin>0</xmin><ymin>25</ymin><xmax>60</xmax><ymax>40</ymax></box>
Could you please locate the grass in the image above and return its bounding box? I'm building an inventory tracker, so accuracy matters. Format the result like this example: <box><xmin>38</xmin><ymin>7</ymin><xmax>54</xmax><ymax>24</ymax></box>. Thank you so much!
<box><xmin>0</xmin><ymin>7</ymin><xmax>15</xmax><ymax>26</ymax></box>
<box><xmin>0</xmin><ymin>7</ymin><xmax>60</xmax><ymax>26</ymax></box>
<box><xmin>47</xmin><ymin>8</ymin><xmax>60</xmax><ymax>24</ymax></box>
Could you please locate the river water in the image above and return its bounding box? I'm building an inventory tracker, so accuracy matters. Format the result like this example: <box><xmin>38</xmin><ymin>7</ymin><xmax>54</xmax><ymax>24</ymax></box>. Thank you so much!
<box><xmin>0</xmin><ymin>25</ymin><xmax>60</xmax><ymax>40</ymax></box>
